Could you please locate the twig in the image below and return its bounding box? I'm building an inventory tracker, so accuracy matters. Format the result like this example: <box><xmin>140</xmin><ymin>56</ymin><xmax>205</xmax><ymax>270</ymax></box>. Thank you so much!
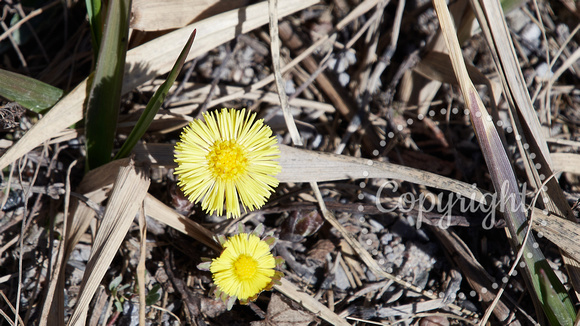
<box><xmin>268</xmin><ymin>0</ymin><xmax>303</xmax><ymax>145</ymax></box>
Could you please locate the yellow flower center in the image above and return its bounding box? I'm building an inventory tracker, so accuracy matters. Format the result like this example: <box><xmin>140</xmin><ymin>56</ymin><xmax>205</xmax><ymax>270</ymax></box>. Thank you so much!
<box><xmin>207</xmin><ymin>140</ymin><xmax>249</xmax><ymax>181</ymax></box>
<box><xmin>233</xmin><ymin>254</ymin><xmax>258</xmax><ymax>280</ymax></box>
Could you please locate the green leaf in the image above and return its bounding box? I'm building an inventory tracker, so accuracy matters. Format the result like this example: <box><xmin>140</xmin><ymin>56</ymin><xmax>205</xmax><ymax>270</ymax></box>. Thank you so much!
<box><xmin>113</xmin><ymin>29</ymin><xmax>196</xmax><ymax>160</ymax></box>
<box><xmin>0</xmin><ymin>69</ymin><xmax>63</xmax><ymax>113</ymax></box>
<box><xmin>145</xmin><ymin>284</ymin><xmax>162</xmax><ymax>306</ymax></box>
<box><xmin>85</xmin><ymin>0</ymin><xmax>103</xmax><ymax>57</ymax></box>
<box><xmin>109</xmin><ymin>275</ymin><xmax>123</xmax><ymax>291</ymax></box>
<box><xmin>118</xmin><ymin>283</ymin><xmax>131</xmax><ymax>292</ymax></box>
<box><xmin>538</xmin><ymin>266</ymin><xmax>575</xmax><ymax>326</ymax></box>
<box><xmin>85</xmin><ymin>0</ymin><xmax>131</xmax><ymax>170</ymax></box>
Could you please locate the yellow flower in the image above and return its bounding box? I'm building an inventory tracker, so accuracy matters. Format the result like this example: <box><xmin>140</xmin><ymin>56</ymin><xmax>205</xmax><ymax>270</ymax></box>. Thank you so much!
<box><xmin>210</xmin><ymin>233</ymin><xmax>277</xmax><ymax>302</ymax></box>
<box><xmin>174</xmin><ymin>108</ymin><xmax>281</xmax><ymax>218</ymax></box>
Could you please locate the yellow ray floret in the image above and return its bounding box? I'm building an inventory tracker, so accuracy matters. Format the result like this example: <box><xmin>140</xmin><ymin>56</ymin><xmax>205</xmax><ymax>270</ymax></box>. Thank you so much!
<box><xmin>210</xmin><ymin>233</ymin><xmax>276</xmax><ymax>300</ymax></box>
<box><xmin>174</xmin><ymin>108</ymin><xmax>281</xmax><ymax>218</ymax></box>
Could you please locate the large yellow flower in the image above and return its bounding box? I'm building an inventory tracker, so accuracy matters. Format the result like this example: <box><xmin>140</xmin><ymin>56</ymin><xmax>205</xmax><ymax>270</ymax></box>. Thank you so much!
<box><xmin>210</xmin><ymin>233</ymin><xmax>277</xmax><ymax>301</ymax></box>
<box><xmin>174</xmin><ymin>108</ymin><xmax>281</xmax><ymax>218</ymax></box>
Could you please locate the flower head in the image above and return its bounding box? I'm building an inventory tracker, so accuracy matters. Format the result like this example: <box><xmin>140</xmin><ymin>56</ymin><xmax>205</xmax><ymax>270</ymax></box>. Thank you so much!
<box><xmin>198</xmin><ymin>226</ymin><xmax>284</xmax><ymax>308</ymax></box>
<box><xmin>174</xmin><ymin>108</ymin><xmax>281</xmax><ymax>218</ymax></box>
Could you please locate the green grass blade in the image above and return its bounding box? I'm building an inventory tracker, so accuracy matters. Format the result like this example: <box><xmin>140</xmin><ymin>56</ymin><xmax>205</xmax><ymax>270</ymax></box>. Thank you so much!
<box><xmin>539</xmin><ymin>267</ymin><xmax>575</xmax><ymax>325</ymax></box>
<box><xmin>85</xmin><ymin>0</ymin><xmax>103</xmax><ymax>57</ymax></box>
<box><xmin>114</xmin><ymin>30</ymin><xmax>196</xmax><ymax>160</ymax></box>
<box><xmin>0</xmin><ymin>69</ymin><xmax>63</xmax><ymax>113</ymax></box>
<box><xmin>85</xmin><ymin>0</ymin><xmax>131</xmax><ymax>170</ymax></box>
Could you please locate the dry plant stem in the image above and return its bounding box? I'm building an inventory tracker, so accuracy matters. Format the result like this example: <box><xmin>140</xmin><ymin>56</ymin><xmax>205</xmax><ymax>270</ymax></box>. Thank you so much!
<box><xmin>0</xmin><ymin>290</ymin><xmax>24</xmax><ymax>326</ymax></box>
<box><xmin>531</xmin><ymin>0</ymin><xmax>550</xmax><ymax>64</ymax></box>
<box><xmin>268</xmin><ymin>0</ymin><xmax>303</xmax><ymax>146</ymax></box>
<box><xmin>137</xmin><ymin>206</ymin><xmax>147</xmax><ymax>326</ymax></box>
<box><xmin>286</xmin><ymin>48</ymin><xmax>333</xmax><ymax>102</ymax></box>
<box><xmin>143</xmin><ymin>194</ymin><xmax>221</xmax><ymax>252</ymax></box>
<box><xmin>197</xmin><ymin>42</ymin><xmax>236</xmax><ymax>116</ymax></box>
<box><xmin>544</xmin><ymin>47</ymin><xmax>580</xmax><ymax>118</ymax></box>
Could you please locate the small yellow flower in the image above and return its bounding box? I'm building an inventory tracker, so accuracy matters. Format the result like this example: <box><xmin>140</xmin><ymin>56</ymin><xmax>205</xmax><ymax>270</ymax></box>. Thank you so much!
<box><xmin>210</xmin><ymin>233</ymin><xmax>278</xmax><ymax>302</ymax></box>
<box><xmin>174</xmin><ymin>108</ymin><xmax>281</xmax><ymax>218</ymax></box>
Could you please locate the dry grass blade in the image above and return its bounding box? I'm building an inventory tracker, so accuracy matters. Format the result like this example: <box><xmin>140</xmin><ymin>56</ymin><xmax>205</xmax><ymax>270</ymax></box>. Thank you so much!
<box><xmin>531</xmin><ymin>209</ymin><xmax>580</xmax><ymax>263</ymax></box>
<box><xmin>133</xmin><ymin>143</ymin><xmax>488</xmax><ymax>203</ymax></box>
<box><xmin>552</xmin><ymin>153</ymin><xmax>580</xmax><ymax>175</ymax></box>
<box><xmin>131</xmin><ymin>0</ymin><xmax>248</xmax><ymax>31</ymax></box>
<box><xmin>66</xmin><ymin>159</ymin><xmax>131</xmax><ymax>256</ymax></box>
<box><xmin>67</xmin><ymin>161</ymin><xmax>150</xmax><ymax>326</ymax></box>
<box><xmin>41</xmin><ymin>160</ymin><xmax>131</xmax><ymax>325</ymax></box>
<box><xmin>0</xmin><ymin>0</ymin><xmax>318</xmax><ymax>171</ymax></box>
<box><xmin>472</xmin><ymin>0</ymin><xmax>575</xmax><ymax>232</ymax></box>
<box><xmin>143</xmin><ymin>194</ymin><xmax>221</xmax><ymax>252</ymax></box>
